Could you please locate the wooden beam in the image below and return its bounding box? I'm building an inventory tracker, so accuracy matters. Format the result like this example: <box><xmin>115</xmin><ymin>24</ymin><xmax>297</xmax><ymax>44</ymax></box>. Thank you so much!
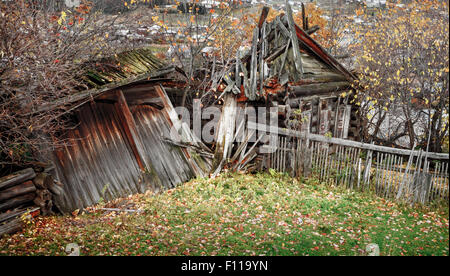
<box><xmin>249</xmin><ymin>28</ymin><xmax>259</xmax><ymax>101</ymax></box>
<box><xmin>248</xmin><ymin>121</ymin><xmax>450</xmax><ymax>160</ymax></box>
<box><xmin>265</xmin><ymin>43</ymin><xmax>288</xmax><ymax>63</ymax></box>
<box><xmin>0</xmin><ymin>207</ymin><xmax>39</xmax><ymax>224</ymax></box>
<box><xmin>306</xmin><ymin>25</ymin><xmax>320</xmax><ymax>35</ymax></box>
<box><xmin>302</xmin><ymin>2</ymin><xmax>306</xmax><ymax>30</ymax></box>
<box><xmin>25</xmin><ymin>67</ymin><xmax>177</xmax><ymax>116</ymax></box>
<box><xmin>258</xmin><ymin>6</ymin><xmax>270</xmax><ymax>30</ymax></box>
<box><xmin>0</xmin><ymin>193</ymin><xmax>36</xmax><ymax>213</ymax></box>
<box><xmin>289</xmin><ymin>81</ymin><xmax>350</xmax><ymax>97</ymax></box>
<box><xmin>286</xmin><ymin>3</ymin><xmax>304</xmax><ymax>78</ymax></box>
<box><xmin>155</xmin><ymin>85</ymin><xmax>211</xmax><ymax>177</ymax></box>
<box><xmin>212</xmin><ymin>93</ymin><xmax>238</xmax><ymax>176</ymax></box>
<box><xmin>114</xmin><ymin>90</ymin><xmax>147</xmax><ymax>171</ymax></box>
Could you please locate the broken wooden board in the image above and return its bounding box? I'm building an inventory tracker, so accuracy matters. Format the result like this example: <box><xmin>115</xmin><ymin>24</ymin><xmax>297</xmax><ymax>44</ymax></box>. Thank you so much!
<box><xmin>212</xmin><ymin>93</ymin><xmax>238</xmax><ymax>176</ymax></box>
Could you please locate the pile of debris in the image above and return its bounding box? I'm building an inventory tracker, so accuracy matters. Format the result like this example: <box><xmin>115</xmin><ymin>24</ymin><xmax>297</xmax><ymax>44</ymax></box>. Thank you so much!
<box><xmin>210</xmin><ymin>4</ymin><xmax>358</xmax><ymax>174</ymax></box>
<box><xmin>0</xmin><ymin>168</ymin><xmax>62</xmax><ymax>236</ymax></box>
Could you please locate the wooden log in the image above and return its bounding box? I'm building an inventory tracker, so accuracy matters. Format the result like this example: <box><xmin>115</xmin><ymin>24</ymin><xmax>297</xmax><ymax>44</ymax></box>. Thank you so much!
<box><xmin>0</xmin><ymin>193</ymin><xmax>35</xmax><ymax>212</ymax></box>
<box><xmin>289</xmin><ymin>81</ymin><xmax>350</xmax><ymax>97</ymax></box>
<box><xmin>0</xmin><ymin>168</ymin><xmax>36</xmax><ymax>190</ymax></box>
<box><xmin>0</xmin><ymin>218</ymin><xmax>24</xmax><ymax>236</ymax></box>
<box><xmin>0</xmin><ymin>181</ymin><xmax>36</xmax><ymax>202</ymax></box>
<box><xmin>33</xmin><ymin>172</ymin><xmax>53</xmax><ymax>189</ymax></box>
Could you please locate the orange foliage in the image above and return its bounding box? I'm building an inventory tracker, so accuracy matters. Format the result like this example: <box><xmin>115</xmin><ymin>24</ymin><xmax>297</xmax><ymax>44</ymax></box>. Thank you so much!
<box><xmin>240</xmin><ymin>4</ymin><xmax>332</xmax><ymax>47</ymax></box>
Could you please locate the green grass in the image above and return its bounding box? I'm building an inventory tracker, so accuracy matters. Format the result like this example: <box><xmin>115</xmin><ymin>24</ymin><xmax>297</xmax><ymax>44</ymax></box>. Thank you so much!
<box><xmin>0</xmin><ymin>172</ymin><xmax>448</xmax><ymax>256</ymax></box>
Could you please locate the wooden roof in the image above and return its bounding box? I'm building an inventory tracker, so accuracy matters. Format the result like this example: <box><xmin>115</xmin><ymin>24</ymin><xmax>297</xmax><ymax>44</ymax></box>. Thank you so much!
<box><xmin>222</xmin><ymin>4</ymin><xmax>356</xmax><ymax>102</ymax></box>
<box><xmin>82</xmin><ymin>48</ymin><xmax>165</xmax><ymax>88</ymax></box>
<box><xmin>27</xmin><ymin>49</ymin><xmax>181</xmax><ymax>116</ymax></box>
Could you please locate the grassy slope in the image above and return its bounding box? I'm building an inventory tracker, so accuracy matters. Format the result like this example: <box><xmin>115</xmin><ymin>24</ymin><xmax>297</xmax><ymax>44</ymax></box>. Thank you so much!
<box><xmin>0</xmin><ymin>172</ymin><xmax>448</xmax><ymax>256</ymax></box>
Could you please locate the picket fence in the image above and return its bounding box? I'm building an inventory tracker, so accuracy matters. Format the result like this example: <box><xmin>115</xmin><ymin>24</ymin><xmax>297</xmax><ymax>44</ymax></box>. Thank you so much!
<box><xmin>250</xmin><ymin>123</ymin><xmax>449</xmax><ymax>206</ymax></box>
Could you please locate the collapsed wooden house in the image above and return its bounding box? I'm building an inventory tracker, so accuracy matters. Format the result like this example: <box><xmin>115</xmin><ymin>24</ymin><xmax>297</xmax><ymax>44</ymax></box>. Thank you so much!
<box><xmin>211</xmin><ymin>5</ymin><xmax>360</xmax><ymax>173</ymax></box>
<box><xmin>1</xmin><ymin>4</ymin><xmax>361</xmax><ymax>219</ymax></box>
<box><xmin>30</xmin><ymin>49</ymin><xmax>212</xmax><ymax>214</ymax></box>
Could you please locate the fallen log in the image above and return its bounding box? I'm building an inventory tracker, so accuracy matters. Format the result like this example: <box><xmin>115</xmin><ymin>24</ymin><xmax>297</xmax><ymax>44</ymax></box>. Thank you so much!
<box><xmin>0</xmin><ymin>168</ymin><xmax>36</xmax><ymax>190</ymax></box>
<box><xmin>0</xmin><ymin>181</ymin><xmax>36</xmax><ymax>202</ymax></box>
<box><xmin>0</xmin><ymin>193</ymin><xmax>36</xmax><ymax>213</ymax></box>
<box><xmin>0</xmin><ymin>218</ymin><xmax>23</xmax><ymax>236</ymax></box>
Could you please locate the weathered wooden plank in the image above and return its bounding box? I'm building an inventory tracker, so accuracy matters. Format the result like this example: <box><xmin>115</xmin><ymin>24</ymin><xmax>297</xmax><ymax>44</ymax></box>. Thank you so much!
<box><xmin>212</xmin><ymin>93</ymin><xmax>238</xmax><ymax>176</ymax></box>
<box><xmin>249</xmin><ymin>28</ymin><xmax>259</xmax><ymax>101</ymax></box>
<box><xmin>285</xmin><ymin>3</ymin><xmax>304</xmax><ymax>77</ymax></box>
<box><xmin>0</xmin><ymin>218</ymin><xmax>23</xmax><ymax>236</ymax></box>
<box><xmin>0</xmin><ymin>207</ymin><xmax>39</xmax><ymax>224</ymax></box>
<box><xmin>278</xmin><ymin>40</ymin><xmax>291</xmax><ymax>81</ymax></box>
<box><xmin>259</xmin><ymin>22</ymin><xmax>266</xmax><ymax>96</ymax></box>
<box><xmin>289</xmin><ymin>81</ymin><xmax>350</xmax><ymax>97</ymax></box>
<box><xmin>258</xmin><ymin>6</ymin><xmax>270</xmax><ymax>30</ymax></box>
<box><xmin>114</xmin><ymin>90</ymin><xmax>147</xmax><ymax>171</ymax></box>
<box><xmin>375</xmin><ymin>152</ymin><xmax>381</xmax><ymax>194</ymax></box>
<box><xmin>155</xmin><ymin>85</ymin><xmax>210</xmax><ymax>176</ymax></box>
<box><xmin>275</xmin><ymin>16</ymin><xmax>291</xmax><ymax>38</ymax></box>
<box><xmin>235</xmin><ymin>50</ymin><xmax>241</xmax><ymax>90</ymax></box>
<box><xmin>301</xmin><ymin>2</ymin><xmax>307</xmax><ymax>30</ymax></box>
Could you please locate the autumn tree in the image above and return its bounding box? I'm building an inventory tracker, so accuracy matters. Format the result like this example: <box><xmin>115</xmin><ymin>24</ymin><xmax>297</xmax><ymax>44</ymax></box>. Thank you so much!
<box><xmin>0</xmin><ymin>0</ymin><xmax>129</xmax><ymax>169</ymax></box>
<box><xmin>349</xmin><ymin>0</ymin><xmax>449</xmax><ymax>152</ymax></box>
<box><xmin>148</xmin><ymin>0</ymin><xmax>248</xmax><ymax>107</ymax></box>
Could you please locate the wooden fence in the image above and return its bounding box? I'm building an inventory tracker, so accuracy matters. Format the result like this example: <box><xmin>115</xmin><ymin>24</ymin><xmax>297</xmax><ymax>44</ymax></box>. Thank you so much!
<box><xmin>249</xmin><ymin>122</ymin><xmax>449</xmax><ymax>206</ymax></box>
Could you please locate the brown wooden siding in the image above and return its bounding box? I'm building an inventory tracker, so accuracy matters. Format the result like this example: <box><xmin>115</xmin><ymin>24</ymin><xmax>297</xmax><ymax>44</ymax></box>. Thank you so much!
<box><xmin>132</xmin><ymin>105</ymin><xmax>195</xmax><ymax>189</ymax></box>
<box><xmin>52</xmin><ymin>102</ymin><xmax>143</xmax><ymax>212</ymax></box>
<box><xmin>52</xmin><ymin>94</ymin><xmax>199</xmax><ymax>213</ymax></box>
